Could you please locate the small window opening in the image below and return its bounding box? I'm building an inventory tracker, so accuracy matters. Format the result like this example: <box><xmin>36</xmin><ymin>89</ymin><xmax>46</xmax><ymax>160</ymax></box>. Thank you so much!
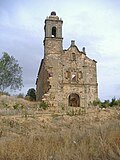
<box><xmin>78</xmin><ymin>71</ymin><xmax>83</xmax><ymax>79</ymax></box>
<box><xmin>72</xmin><ymin>53</ymin><xmax>76</xmax><ymax>61</ymax></box>
<box><xmin>65</xmin><ymin>71</ymin><xmax>70</xmax><ymax>79</ymax></box>
<box><xmin>71</xmin><ymin>74</ymin><xmax>77</xmax><ymax>82</ymax></box>
<box><xmin>52</xmin><ymin>27</ymin><xmax>56</xmax><ymax>37</ymax></box>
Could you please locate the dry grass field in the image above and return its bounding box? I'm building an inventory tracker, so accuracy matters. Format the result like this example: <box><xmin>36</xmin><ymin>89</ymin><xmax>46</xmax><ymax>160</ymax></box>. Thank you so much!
<box><xmin>0</xmin><ymin>95</ymin><xmax>120</xmax><ymax>160</ymax></box>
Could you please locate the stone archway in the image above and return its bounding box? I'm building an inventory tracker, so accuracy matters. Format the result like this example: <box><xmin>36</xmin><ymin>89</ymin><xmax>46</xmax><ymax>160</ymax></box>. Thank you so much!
<box><xmin>68</xmin><ymin>93</ymin><xmax>80</xmax><ymax>107</ymax></box>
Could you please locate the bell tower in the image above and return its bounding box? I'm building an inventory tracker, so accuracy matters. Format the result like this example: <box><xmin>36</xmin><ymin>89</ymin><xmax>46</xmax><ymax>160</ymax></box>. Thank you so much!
<box><xmin>44</xmin><ymin>11</ymin><xmax>63</xmax><ymax>56</ymax></box>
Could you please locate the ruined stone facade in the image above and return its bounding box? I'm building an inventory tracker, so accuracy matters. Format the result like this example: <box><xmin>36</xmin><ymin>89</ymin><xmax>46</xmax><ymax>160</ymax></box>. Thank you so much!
<box><xmin>36</xmin><ymin>11</ymin><xmax>98</xmax><ymax>107</ymax></box>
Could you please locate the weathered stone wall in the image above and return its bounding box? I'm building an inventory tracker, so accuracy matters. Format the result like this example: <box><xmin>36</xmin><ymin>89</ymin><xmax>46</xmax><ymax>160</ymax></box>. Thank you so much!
<box><xmin>36</xmin><ymin>12</ymin><xmax>98</xmax><ymax>107</ymax></box>
<box><xmin>36</xmin><ymin>60</ymin><xmax>50</xmax><ymax>101</ymax></box>
<box><xmin>41</xmin><ymin>52</ymin><xmax>63</xmax><ymax>106</ymax></box>
<box><xmin>37</xmin><ymin>42</ymin><xmax>98</xmax><ymax>107</ymax></box>
<box><xmin>44</xmin><ymin>38</ymin><xmax>63</xmax><ymax>55</ymax></box>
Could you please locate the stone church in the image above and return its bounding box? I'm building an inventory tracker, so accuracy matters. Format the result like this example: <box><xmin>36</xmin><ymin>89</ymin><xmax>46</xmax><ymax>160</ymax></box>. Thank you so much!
<box><xmin>36</xmin><ymin>11</ymin><xmax>98</xmax><ymax>107</ymax></box>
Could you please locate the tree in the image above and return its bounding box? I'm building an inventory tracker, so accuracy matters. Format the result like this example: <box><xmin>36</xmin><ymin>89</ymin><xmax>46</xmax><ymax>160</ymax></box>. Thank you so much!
<box><xmin>26</xmin><ymin>88</ymin><xmax>36</xmax><ymax>101</ymax></box>
<box><xmin>0</xmin><ymin>52</ymin><xmax>23</xmax><ymax>92</ymax></box>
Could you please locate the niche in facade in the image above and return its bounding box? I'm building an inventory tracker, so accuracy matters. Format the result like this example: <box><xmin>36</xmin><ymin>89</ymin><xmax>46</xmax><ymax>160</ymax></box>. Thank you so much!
<box><xmin>71</xmin><ymin>53</ymin><xmax>76</xmax><ymax>61</ymax></box>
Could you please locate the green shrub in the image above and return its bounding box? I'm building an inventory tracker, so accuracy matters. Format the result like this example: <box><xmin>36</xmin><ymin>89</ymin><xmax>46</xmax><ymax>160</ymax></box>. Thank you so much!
<box><xmin>93</xmin><ymin>99</ymin><xmax>101</xmax><ymax>106</ymax></box>
<box><xmin>38</xmin><ymin>102</ymin><xmax>49</xmax><ymax>110</ymax></box>
<box><xmin>117</xmin><ymin>99</ymin><xmax>120</xmax><ymax>106</ymax></box>
<box><xmin>100</xmin><ymin>100</ymin><xmax>110</xmax><ymax>108</ymax></box>
<box><xmin>12</xmin><ymin>103</ymin><xmax>24</xmax><ymax>110</ymax></box>
<box><xmin>26</xmin><ymin>88</ymin><xmax>36</xmax><ymax>101</ymax></box>
<box><xmin>110</xmin><ymin>97</ymin><xmax>118</xmax><ymax>107</ymax></box>
<box><xmin>13</xmin><ymin>103</ymin><xmax>19</xmax><ymax>109</ymax></box>
<box><xmin>98</xmin><ymin>98</ymin><xmax>120</xmax><ymax>108</ymax></box>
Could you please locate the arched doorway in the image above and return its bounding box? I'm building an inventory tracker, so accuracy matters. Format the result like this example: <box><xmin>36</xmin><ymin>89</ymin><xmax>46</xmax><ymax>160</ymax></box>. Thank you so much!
<box><xmin>68</xmin><ymin>93</ymin><xmax>80</xmax><ymax>107</ymax></box>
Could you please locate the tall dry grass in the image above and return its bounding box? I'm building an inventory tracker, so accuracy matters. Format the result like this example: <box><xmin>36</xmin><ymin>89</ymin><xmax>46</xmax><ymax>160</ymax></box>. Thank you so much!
<box><xmin>0</xmin><ymin>119</ymin><xmax>120</xmax><ymax>160</ymax></box>
<box><xmin>0</xmin><ymin>95</ymin><xmax>120</xmax><ymax>160</ymax></box>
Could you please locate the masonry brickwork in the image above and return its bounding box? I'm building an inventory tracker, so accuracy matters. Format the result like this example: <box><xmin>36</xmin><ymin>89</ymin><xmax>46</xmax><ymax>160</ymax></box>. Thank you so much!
<box><xmin>36</xmin><ymin>11</ymin><xmax>98</xmax><ymax>107</ymax></box>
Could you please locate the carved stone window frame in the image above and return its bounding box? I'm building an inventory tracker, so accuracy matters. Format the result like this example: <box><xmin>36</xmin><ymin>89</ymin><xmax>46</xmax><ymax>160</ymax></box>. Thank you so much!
<box><xmin>71</xmin><ymin>71</ymin><xmax>77</xmax><ymax>83</ymax></box>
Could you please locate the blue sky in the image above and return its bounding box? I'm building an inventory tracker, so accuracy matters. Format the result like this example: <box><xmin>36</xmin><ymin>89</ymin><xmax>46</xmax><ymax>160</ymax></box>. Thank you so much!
<box><xmin>0</xmin><ymin>0</ymin><xmax>120</xmax><ymax>100</ymax></box>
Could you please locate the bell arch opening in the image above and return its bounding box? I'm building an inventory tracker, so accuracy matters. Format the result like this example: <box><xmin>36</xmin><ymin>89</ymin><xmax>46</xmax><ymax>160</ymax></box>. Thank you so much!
<box><xmin>68</xmin><ymin>93</ymin><xmax>80</xmax><ymax>107</ymax></box>
<box><xmin>52</xmin><ymin>26</ymin><xmax>56</xmax><ymax>37</ymax></box>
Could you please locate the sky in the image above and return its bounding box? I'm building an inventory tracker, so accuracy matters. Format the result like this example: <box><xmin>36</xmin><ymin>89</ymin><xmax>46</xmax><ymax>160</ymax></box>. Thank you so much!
<box><xmin>0</xmin><ymin>0</ymin><xmax>120</xmax><ymax>100</ymax></box>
